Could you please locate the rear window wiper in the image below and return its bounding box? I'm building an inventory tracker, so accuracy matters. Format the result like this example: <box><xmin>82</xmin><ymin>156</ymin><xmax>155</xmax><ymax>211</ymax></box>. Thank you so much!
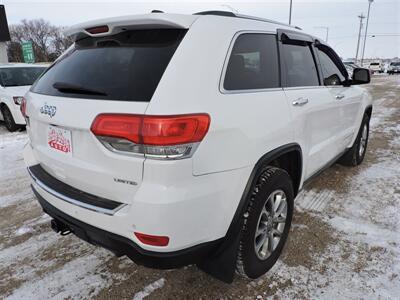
<box><xmin>53</xmin><ymin>82</ymin><xmax>107</xmax><ymax>96</ymax></box>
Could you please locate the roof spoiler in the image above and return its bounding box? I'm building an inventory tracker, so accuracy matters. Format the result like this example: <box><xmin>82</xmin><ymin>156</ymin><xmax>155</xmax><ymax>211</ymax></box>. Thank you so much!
<box><xmin>65</xmin><ymin>13</ymin><xmax>198</xmax><ymax>41</ymax></box>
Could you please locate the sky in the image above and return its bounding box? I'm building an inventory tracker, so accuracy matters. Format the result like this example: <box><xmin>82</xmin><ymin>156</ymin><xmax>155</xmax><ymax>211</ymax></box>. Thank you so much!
<box><xmin>2</xmin><ymin>0</ymin><xmax>399</xmax><ymax>59</ymax></box>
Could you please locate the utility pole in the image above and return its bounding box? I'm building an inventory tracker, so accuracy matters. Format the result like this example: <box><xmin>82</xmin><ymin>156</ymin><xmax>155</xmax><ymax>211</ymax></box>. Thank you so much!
<box><xmin>289</xmin><ymin>0</ymin><xmax>293</xmax><ymax>25</ymax></box>
<box><xmin>314</xmin><ymin>26</ymin><xmax>329</xmax><ymax>42</ymax></box>
<box><xmin>323</xmin><ymin>27</ymin><xmax>329</xmax><ymax>42</ymax></box>
<box><xmin>221</xmin><ymin>4</ymin><xmax>238</xmax><ymax>14</ymax></box>
<box><xmin>355</xmin><ymin>13</ymin><xmax>365</xmax><ymax>63</ymax></box>
<box><xmin>361</xmin><ymin>0</ymin><xmax>374</xmax><ymax>66</ymax></box>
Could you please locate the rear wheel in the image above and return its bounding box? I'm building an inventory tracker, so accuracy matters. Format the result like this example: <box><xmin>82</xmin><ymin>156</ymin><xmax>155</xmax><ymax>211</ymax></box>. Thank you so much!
<box><xmin>1</xmin><ymin>105</ymin><xmax>19</xmax><ymax>132</ymax></box>
<box><xmin>338</xmin><ymin>114</ymin><xmax>370</xmax><ymax>166</ymax></box>
<box><xmin>236</xmin><ymin>167</ymin><xmax>294</xmax><ymax>279</ymax></box>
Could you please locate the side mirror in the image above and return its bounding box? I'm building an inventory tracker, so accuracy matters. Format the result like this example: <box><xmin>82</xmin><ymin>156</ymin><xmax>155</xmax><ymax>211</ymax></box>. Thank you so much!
<box><xmin>324</xmin><ymin>74</ymin><xmax>342</xmax><ymax>86</ymax></box>
<box><xmin>352</xmin><ymin>68</ymin><xmax>370</xmax><ymax>85</ymax></box>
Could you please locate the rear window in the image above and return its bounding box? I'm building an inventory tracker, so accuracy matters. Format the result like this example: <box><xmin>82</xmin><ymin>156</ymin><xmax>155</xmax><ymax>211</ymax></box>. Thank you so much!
<box><xmin>31</xmin><ymin>29</ymin><xmax>186</xmax><ymax>102</ymax></box>
<box><xmin>0</xmin><ymin>67</ymin><xmax>46</xmax><ymax>87</ymax></box>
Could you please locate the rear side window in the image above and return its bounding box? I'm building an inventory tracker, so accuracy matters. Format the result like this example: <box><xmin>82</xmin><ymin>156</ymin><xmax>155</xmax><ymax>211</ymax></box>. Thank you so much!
<box><xmin>31</xmin><ymin>29</ymin><xmax>186</xmax><ymax>102</ymax></box>
<box><xmin>223</xmin><ymin>34</ymin><xmax>280</xmax><ymax>91</ymax></box>
<box><xmin>281</xmin><ymin>43</ymin><xmax>319</xmax><ymax>87</ymax></box>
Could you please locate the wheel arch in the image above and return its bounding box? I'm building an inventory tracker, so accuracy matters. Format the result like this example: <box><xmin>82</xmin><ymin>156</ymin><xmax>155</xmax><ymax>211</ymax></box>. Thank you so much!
<box><xmin>197</xmin><ymin>143</ymin><xmax>303</xmax><ymax>282</ymax></box>
<box><xmin>364</xmin><ymin>105</ymin><xmax>373</xmax><ymax>119</ymax></box>
<box><xmin>0</xmin><ymin>102</ymin><xmax>7</xmax><ymax>118</ymax></box>
<box><xmin>228</xmin><ymin>143</ymin><xmax>303</xmax><ymax>239</ymax></box>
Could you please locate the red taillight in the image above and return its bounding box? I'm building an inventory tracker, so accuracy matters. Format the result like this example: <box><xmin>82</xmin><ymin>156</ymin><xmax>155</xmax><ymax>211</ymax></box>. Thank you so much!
<box><xmin>85</xmin><ymin>25</ymin><xmax>109</xmax><ymax>34</ymax></box>
<box><xmin>134</xmin><ymin>232</ymin><xmax>169</xmax><ymax>247</ymax></box>
<box><xmin>142</xmin><ymin>114</ymin><xmax>210</xmax><ymax>146</ymax></box>
<box><xmin>91</xmin><ymin>114</ymin><xmax>210</xmax><ymax>146</ymax></box>
<box><xmin>20</xmin><ymin>97</ymin><xmax>27</xmax><ymax>118</ymax></box>
<box><xmin>90</xmin><ymin>114</ymin><xmax>141</xmax><ymax>144</ymax></box>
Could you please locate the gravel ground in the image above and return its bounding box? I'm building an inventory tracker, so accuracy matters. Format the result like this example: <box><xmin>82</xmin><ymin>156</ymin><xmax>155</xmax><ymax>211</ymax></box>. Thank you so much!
<box><xmin>0</xmin><ymin>75</ymin><xmax>399</xmax><ymax>299</ymax></box>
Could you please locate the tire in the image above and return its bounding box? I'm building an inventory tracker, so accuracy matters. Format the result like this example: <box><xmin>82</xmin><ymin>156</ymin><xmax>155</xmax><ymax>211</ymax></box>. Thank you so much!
<box><xmin>338</xmin><ymin>114</ymin><xmax>370</xmax><ymax>167</ymax></box>
<box><xmin>236</xmin><ymin>167</ymin><xmax>294</xmax><ymax>279</ymax></box>
<box><xmin>1</xmin><ymin>105</ymin><xmax>20</xmax><ymax>132</ymax></box>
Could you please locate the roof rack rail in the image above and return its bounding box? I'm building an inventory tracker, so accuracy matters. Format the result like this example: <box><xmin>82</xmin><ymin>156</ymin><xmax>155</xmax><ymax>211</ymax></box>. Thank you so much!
<box><xmin>193</xmin><ymin>10</ymin><xmax>301</xmax><ymax>30</ymax></box>
<box><xmin>194</xmin><ymin>10</ymin><xmax>236</xmax><ymax>17</ymax></box>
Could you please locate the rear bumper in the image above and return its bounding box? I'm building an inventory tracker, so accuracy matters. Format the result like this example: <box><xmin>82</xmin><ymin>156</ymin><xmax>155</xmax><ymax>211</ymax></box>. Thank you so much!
<box><xmin>33</xmin><ymin>187</ymin><xmax>222</xmax><ymax>269</ymax></box>
<box><xmin>24</xmin><ymin>142</ymin><xmax>252</xmax><ymax>252</ymax></box>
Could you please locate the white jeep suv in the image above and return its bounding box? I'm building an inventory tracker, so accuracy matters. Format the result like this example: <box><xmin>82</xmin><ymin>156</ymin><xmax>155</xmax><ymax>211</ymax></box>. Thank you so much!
<box><xmin>23</xmin><ymin>11</ymin><xmax>372</xmax><ymax>282</ymax></box>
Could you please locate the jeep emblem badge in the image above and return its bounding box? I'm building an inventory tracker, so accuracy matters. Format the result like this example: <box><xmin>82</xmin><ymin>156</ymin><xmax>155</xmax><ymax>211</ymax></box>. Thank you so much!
<box><xmin>40</xmin><ymin>103</ymin><xmax>57</xmax><ymax>118</ymax></box>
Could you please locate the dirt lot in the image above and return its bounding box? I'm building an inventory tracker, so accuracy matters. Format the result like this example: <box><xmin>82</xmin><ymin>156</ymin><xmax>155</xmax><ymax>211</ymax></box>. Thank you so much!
<box><xmin>1</xmin><ymin>75</ymin><xmax>399</xmax><ymax>299</ymax></box>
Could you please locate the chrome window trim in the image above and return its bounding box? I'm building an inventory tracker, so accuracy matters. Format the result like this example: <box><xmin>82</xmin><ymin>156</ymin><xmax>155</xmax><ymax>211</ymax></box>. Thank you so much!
<box><xmin>283</xmin><ymin>86</ymin><xmax>327</xmax><ymax>91</ymax></box>
<box><xmin>28</xmin><ymin>167</ymin><xmax>126</xmax><ymax>216</ymax></box>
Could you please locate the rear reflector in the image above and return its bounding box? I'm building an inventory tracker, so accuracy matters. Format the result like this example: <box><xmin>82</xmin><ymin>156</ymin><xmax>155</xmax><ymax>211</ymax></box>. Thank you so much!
<box><xmin>91</xmin><ymin>114</ymin><xmax>210</xmax><ymax>160</ymax></box>
<box><xmin>134</xmin><ymin>232</ymin><xmax>169</xmax><ymax>247</ymax></box>
<box><xmin>85</xmin><ymin>25</ymin><xmax>109</xmax><ymax>34</ymax></box>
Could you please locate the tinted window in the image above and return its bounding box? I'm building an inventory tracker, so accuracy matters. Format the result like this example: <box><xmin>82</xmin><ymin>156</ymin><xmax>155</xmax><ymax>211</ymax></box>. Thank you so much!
<box><xmin>31</xmin><ymin>29</ymin><xmax>186</xmax><ymax>102</ymax></box>
<box><xmin>316</xmin><ymin>48</ymin><xmax>346</xmax><ymax>85</ymax></box>
<box><xmin>281</xmin><ymin>43</ymin><xmax>319</xmax><ymax>87</ymax></box>
<box><xmin>224</xmin><ymin>34</ymin><xmax>279</xmax><ymax>90</ymax></box>
<box><xmin>0</xmin><ymin>67</ymin><xmax>46</xmax><ymax>87</ymax></box>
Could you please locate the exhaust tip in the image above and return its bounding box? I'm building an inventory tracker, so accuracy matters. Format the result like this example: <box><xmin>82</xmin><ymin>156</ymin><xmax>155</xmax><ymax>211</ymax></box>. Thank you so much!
<box><xmin>50</xmin><ymin>219</ymin><xmax>71</xmax><ymax>236</ymax></box>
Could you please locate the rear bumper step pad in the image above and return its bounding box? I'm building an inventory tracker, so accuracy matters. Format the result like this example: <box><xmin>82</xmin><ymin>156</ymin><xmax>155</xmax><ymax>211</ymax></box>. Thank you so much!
<box><xmin>28</xmin><ymin>164</ymin><xmax>124</xmax><ymax>215</ymax></box>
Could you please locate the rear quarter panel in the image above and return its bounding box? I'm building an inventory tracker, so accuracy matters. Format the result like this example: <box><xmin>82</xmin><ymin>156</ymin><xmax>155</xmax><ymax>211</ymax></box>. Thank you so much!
<box><xmin>145</xmin><ymin>16</ymin><xmax>294</xmax><ymax>175</ymax></box>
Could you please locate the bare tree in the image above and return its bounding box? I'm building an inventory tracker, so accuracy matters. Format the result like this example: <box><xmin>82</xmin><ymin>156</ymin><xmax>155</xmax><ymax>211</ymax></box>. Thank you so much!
<box><xmin>50</xmin><ymin>27</ymin><xmax>73</xmax><ymax>60</ymax></box>
<box><xmin>7</xmin><ymin>19</ymin><xmax>73</xmax><ymax>63</ymax></box>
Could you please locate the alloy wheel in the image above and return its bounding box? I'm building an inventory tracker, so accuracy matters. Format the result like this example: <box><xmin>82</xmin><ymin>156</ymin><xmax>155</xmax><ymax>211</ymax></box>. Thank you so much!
<box><xmin>254</xmin><ymin>190</ymin><xmax>288</xmax><ymax>260</ymax></box>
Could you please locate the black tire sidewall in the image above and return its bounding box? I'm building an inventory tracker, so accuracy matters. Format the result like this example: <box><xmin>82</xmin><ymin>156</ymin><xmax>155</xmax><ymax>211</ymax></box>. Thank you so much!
<box><xmin>240</xmin><ymin>168</ymin><xmax>294</xmax><ymax>279</ymax></box>
<box><xmin>355</xmin><ymin>115</ymin><xmax>370</xmax><ymax>164</ymax></box>
<box><xmin>2</xmin><ymin>106</ymin><xmax>18</xmax><ymax>132</ymax></box>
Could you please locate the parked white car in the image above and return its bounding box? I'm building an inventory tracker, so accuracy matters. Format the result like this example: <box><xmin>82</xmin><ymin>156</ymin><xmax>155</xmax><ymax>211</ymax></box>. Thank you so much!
<box><xmin>0</xmin><ymin>63</ymin><xmax>46</xmax><ymax>131</ymax></box>
<box><xmin>23</xmin><ymin>11</ymin><xmax>372</xmax><ymax>282</ymax></box>
<box><xmin>369</xmin><ymin>62</ymin><xmax>383</xmax><ymax>74</ymax></box>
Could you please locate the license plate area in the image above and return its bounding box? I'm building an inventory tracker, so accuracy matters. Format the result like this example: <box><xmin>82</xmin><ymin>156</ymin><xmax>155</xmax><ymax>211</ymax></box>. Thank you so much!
<box><xmin>47</xmin><ymin>125</ymin><xmax>73</xmax><ymax>156</ymax></box>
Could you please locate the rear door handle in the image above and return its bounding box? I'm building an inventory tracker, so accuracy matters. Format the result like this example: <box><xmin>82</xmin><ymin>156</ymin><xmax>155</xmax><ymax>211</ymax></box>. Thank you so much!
<box><xmin>335</xmin><ymin>94</ymin><xmax>345</xmax><ymax>100</ymax></box>
<box><xmin>292</xmin><ymin>98</ymin><xmax>309</xmax><ymax>106</ymax></box>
